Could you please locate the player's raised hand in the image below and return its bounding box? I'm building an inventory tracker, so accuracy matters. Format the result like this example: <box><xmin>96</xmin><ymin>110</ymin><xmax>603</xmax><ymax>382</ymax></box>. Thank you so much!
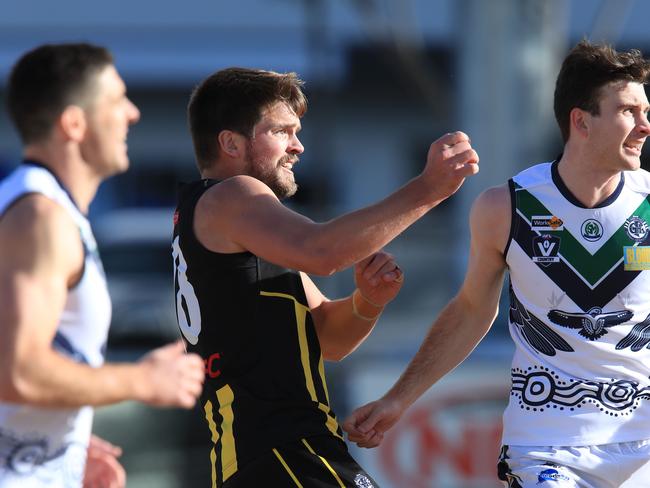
<box><xmin>354</xmin><ymin>251</ymin><xmax>404</xmax><ymax>308</ymax></box>
<box><xmin>137</xmin><ymin>340</ymin><xmax>205</xmax><ymax>408</ymax></box>
<box><xmin>422</xmin><ymin>131</ymin><xmax>479</xmax><ymax>202</ymax></box>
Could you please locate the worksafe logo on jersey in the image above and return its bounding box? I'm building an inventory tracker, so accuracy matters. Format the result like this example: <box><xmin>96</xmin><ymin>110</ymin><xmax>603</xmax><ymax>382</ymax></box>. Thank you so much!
<box><xmin>537</xmin><ymin>468</ymin><xmax>569</xmax><ymax>484</ymax></box>
<box><xmin>581</xmin><ymin>219</ymin><xmax>603</xmax><ymax>241</ymax></box>
<box><xmin>624</xmin><ymin>216</ymin><xmax>649</xmax><ymax>243</ymax></box>
<box><xmin>624</xmin><ymin>246</ymin><xmax>650</xmax><ymax>271</ymax></box>
<box><xmin>531</xmin><ymin>215</ymin><xmax>564</xmax><ymax>231</ymax></box>
<box><xmin>532</xmin><ymin>234</ymin><xmax>560</xmax><ymax>266</ymax></box>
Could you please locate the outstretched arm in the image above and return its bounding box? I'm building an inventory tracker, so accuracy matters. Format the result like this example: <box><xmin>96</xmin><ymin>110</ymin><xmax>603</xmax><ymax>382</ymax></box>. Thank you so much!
<box><xmin>196</xmin><ymin>132</ymin><xmax>479</xmax><ymax>275</ymax></box>
<box><xmin>0</xmin><ymin>195</ymin><xmax>205</xmax><ymax>409</ymax></box>
<box><xmin>342</xmin><ymin>185</ymin><xmax>510</xmax><ymax>447</ymax></box>
<box><xmin>303</xmin><ymin>251</ymin><xmax>404</xmax><ymax>361</ymax></box>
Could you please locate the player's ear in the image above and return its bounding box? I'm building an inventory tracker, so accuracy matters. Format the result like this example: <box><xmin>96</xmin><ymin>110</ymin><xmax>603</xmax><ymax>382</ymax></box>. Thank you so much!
<box><xmin>59</xmin><ymin>105</ymin><xmax>87</xmax><ymax>143</ymax></box>
<box><xmin>569</xmin><ymin>107</ymin><xmax>590</xmax><ymax>139</ymax></box>
<box><xmin>217</xmin><ymin>130</ymin><xmax>246</xmax><ymax>158</ymax></box>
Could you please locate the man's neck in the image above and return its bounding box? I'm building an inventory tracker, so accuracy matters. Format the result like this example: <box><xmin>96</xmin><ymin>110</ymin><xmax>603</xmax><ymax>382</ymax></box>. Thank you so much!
<box><xmin>200</xmin><ymin>162</ymin><xmax>242</xmax><ymax>182</ymax></box>
<box><xmin>23</xmin><ymin>144</ymin><xmax>100</xmax><ymax>214</ymax></box>
<box><xmin>556</xmin><ymin>151</ymin><xmax>622</xmax><ymax>208</ymax></box>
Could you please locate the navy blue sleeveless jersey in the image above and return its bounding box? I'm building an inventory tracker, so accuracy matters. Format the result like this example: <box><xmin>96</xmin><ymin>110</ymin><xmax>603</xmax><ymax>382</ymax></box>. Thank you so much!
<box><xmin>172</xmin><ymin>179</ymin><xmax>342</xmax><ymax>485</ymax></box>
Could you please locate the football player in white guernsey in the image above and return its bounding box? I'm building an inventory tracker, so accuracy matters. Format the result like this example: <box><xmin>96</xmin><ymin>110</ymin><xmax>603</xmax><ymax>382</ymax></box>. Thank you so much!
<box><xmin>0</xmin><ymin>44</ymin><xmax>204</xmax><ymax>488</ymax></box>
<box><xmin>344</xmin><ymin>41</ymin><xmax>650</xmax><ymax>487</ymax></box>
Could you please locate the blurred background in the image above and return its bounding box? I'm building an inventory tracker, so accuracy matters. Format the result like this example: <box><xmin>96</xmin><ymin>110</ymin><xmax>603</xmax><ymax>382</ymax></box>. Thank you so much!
<box><xmin>2</xmin><ymin>0</ymin><xmax>650</xmax><ymax>486</ymax></box>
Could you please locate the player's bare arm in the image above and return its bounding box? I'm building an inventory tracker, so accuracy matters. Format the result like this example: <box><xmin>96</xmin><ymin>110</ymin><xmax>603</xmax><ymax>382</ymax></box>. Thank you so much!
<box><xmin>195</xmin><ymin>132</ymin><xmax>479</xmax><ymax>275</ymax></box>
<box><xmin>0</xmin><ymin>195</ymin><xmax>204</xmax><ymax>408</ymax></box>
<box><xmin>342</xmin><ymin>184</ymin><xmax>510</xmax><ymax>448</ymax></box>
<box><xmin>301</xmin><ymin>251</ymin><xmax>404</xmax><ymax>361</ymax></box>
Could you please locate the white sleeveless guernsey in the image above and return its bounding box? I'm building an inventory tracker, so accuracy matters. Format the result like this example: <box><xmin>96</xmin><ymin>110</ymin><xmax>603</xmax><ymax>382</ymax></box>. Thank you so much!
<box><xmin>503</xmin><ymin>160</ymin><xmax>650</xmax><ymax>447</ymax></box>
<box><xmin>0</xmin><ymin>163</ymin><xmax>112</xmax><ymax>487</ymax></box>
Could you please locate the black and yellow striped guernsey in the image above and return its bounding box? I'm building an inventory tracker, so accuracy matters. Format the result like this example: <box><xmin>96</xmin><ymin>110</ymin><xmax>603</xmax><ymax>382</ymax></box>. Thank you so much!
<box><xmin>172</xmin><ymin>179</ymin><xmax>342</xmax><ymax>486</ymax></box>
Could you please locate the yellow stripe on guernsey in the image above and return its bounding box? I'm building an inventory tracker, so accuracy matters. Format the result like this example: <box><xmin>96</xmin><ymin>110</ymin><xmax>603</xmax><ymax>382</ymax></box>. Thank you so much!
<box><xmin>203</xmin><ymin>401</ymin><xmax>220</xmax><ymax>488</ymax></box>
<box><xmin>204</xmin><ymin>385</ymin><xmax>237</xmax><ymax>487</ymax></box>
<box><xmin>260</xmin><ymin>291</ymin><xmax>343</xmax><ymax>440</ymax></box>
<box><xmin>301</xmin><ymin>438</ymin><xmax>346</xmax><ymax>488</ymax></box>
<box><xmin>273</xmin><ymin>448</ymin><xmax>304</xmax><ymax>487</ymax></box>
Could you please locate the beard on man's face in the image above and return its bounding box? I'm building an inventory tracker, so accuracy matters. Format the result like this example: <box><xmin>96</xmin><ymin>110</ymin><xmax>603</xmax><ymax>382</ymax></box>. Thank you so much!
<box><xmin>244</xmin><ymin>153</ymin><xmax>298</xmax><ymax>200</ymax></box>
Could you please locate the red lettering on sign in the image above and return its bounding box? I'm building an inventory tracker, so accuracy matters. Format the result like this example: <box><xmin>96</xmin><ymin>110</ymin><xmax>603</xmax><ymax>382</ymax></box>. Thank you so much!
<box><xmin>378</xmin><ymin>388</ymin><xmax>506</xmax><ymax>487</ymax></box>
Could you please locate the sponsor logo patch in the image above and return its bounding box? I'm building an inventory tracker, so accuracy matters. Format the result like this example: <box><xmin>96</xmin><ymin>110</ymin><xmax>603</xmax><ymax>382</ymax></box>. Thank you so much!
<box><xmin>532</xmin><ymin>234</ymin><xmax>560</xmax><ymax>266</ymax></box>
<box><xmin>581</xmin><ymin>219</ymin><xmax>603</xmax><ymax>241</ymax></box>
<box><xmin>624</xmin><ymin>246</ymin><xmax>650</xmax><ymax>271</ymax></box>
<box><xmin>531</xmin><ymin>215</ymin><xmax>564</xmax><ymax>231</ymax></box>
<box><xmin>354</xmin><ymin>473</ymin><xmax>374</xmax><ymax>488</ymax></box>
<box><xmin>537</xmin><ymin>468</ymin><xmax>570</xmax><ymax>483</ymax></box>
<box><xmin>624</xmin><ymin>216</ymin><xmax>649</xmax><ymax>243</ymax></box>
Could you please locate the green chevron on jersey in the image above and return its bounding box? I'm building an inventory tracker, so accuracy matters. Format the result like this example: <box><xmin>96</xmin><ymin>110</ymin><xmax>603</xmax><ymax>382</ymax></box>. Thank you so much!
<box><xmin>515</xmin><ymin>188</ymin><xmax>650</xmax><ymax>286</ymax></box>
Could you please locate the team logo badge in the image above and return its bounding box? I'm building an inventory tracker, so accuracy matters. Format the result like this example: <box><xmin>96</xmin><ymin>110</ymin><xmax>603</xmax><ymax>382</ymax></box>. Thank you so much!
<box><xmin>354</xmin><ymin>473</ymin><xmax>375</xmax><ymax>488</ymax></box>
<box><xmin>624</xmin><ymin>246</ymin><xmax>650</xmax><ymax>271</ymax></box>
<box><xmin>581</xmin><ymin>219</ymin><xmax>603</xmax><ymax>241</ymax></box>
<box><xmin>624</xmin><ymin>216</ymin><xmax>649</xmax><ymax>243</ymax></box>
<box><xmin>532</xmin><ymin>234</ymin><xmax>560</xmax><ymax>266</ymax></box>
<box><xmin>531</xmin><ymin>215</ymin><xmax>564</xmax><ymax>231</ymax></box>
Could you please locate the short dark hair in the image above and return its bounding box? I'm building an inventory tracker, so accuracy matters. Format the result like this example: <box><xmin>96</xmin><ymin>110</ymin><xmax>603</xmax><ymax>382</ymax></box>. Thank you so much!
<box><xmin>187</xmin><ymin>67</ymin><xmax>307</xmax><ymax>171</ymax></box>
<box><xmin>7</xmin><ymin>43</ymin><xmax>114</xmax><ymax>144</ymax></box>
<box><xmin>554</xmin><ymin>40</ymin><xmax>650</xmax><ymax>143</ymax></box>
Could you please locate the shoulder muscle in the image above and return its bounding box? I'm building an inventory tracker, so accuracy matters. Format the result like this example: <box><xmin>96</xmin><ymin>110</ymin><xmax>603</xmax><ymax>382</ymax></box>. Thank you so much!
<box><xmin>470</xmin><ymin>184</ymin><xmax>511</xmax><ymax>255</ymax></box>
<box><xmin>0</xmin><ymin>194</ymin><xmax>84</xmax><ymax>283</ymax></box>
<box><xmin>195</xmin><ymin>175</ymin><xmax>315</xmax><ymax>257</ymax></box>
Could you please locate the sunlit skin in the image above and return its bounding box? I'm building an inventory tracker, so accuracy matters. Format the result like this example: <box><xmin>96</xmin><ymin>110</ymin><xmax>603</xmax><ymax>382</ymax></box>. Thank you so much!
<box><xmin>80</xmin><ymin>65</ymin><xmax>140</xmax><ymax>179</ymax></box>
<box><xmin>21</xmin><ymin>65</ymin><xmax>140</xmax><ymax>214</ymax></box>
<box><xmin>586</xmin><ymin>81</ymin><xmax>650</xmax><ymax>172</ymax></box>
<box><xmin>559</xmin><ymin>81</ymin><xmax>650</xmax><ymax>207</ymax></box>
<box><xmin>243</xmin><ymin>101</ymin><xmax>304</xmax><ymax>199</ymax></box>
